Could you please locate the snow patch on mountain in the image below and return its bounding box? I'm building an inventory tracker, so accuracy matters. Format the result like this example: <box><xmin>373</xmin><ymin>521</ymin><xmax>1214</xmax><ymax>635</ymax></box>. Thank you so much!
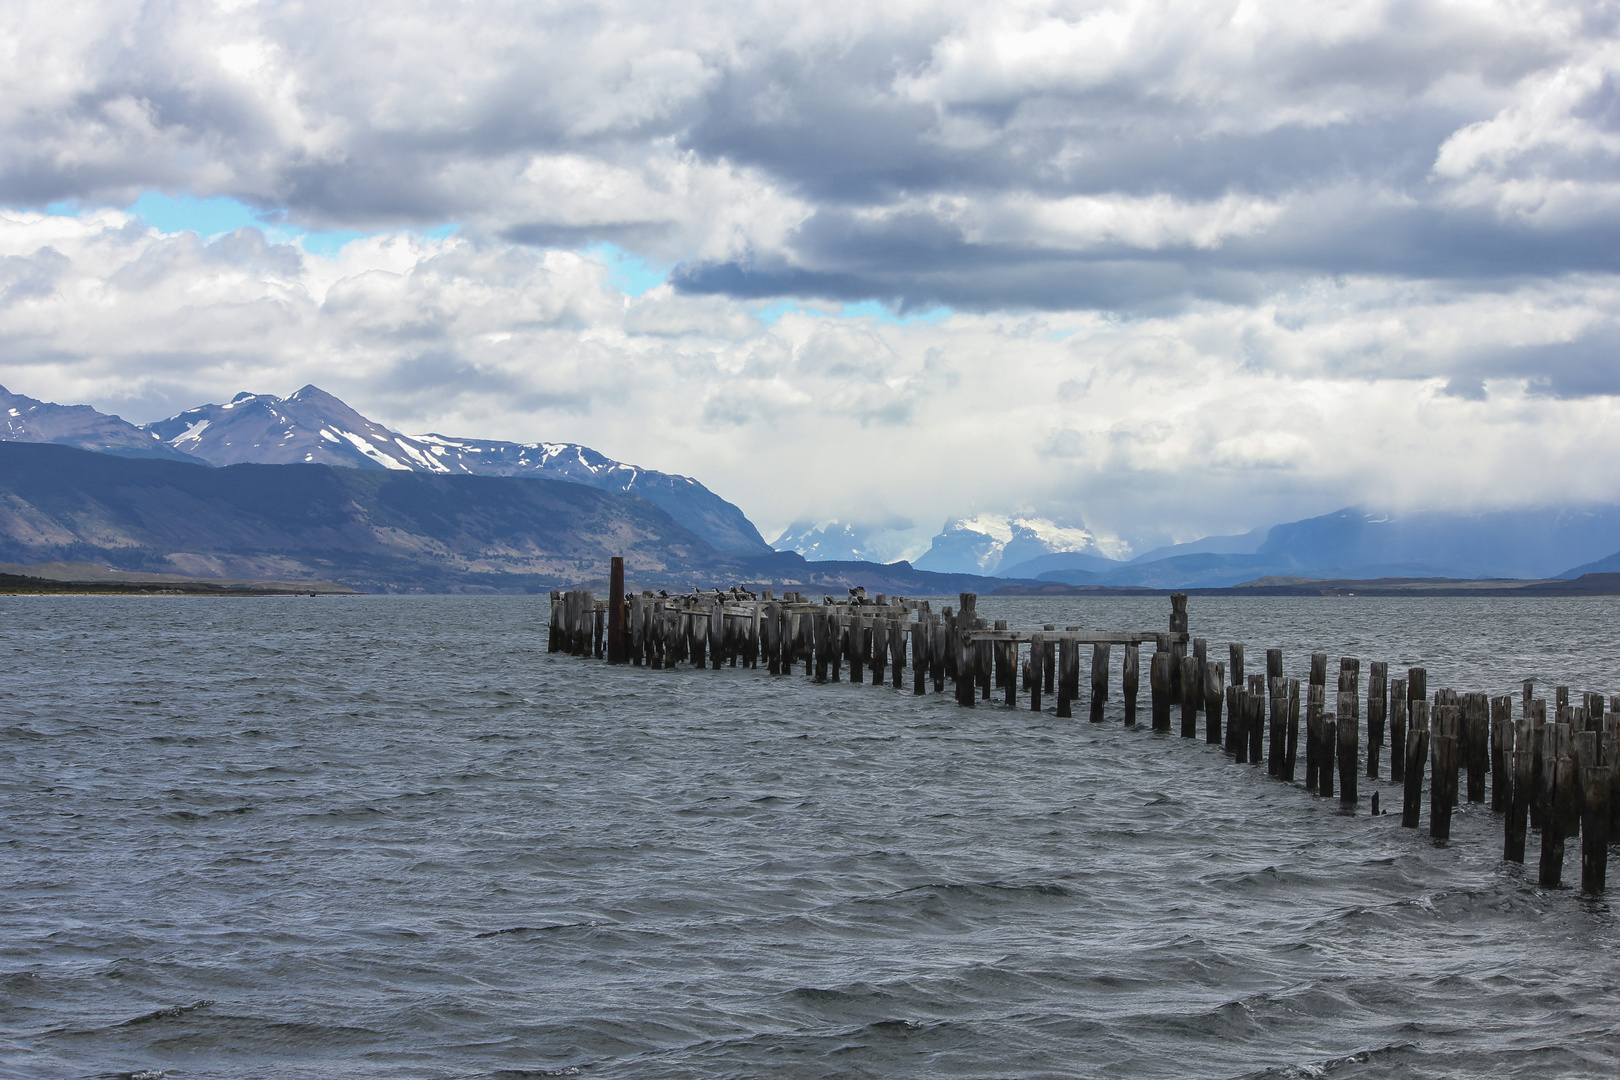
<box><xmin>139</xmin><ymin>385</ymin><xmax>771</xmax><ymax>553</ymax></box>
<box><xmin>912</xmin><ymin>514</ymin><xmax>1131</xmax><ymax>576</ymax></box>
<box><xmin>772</xmin><ymin>519</ymin><xmax>933</xmax><ymax>564</ymax></box>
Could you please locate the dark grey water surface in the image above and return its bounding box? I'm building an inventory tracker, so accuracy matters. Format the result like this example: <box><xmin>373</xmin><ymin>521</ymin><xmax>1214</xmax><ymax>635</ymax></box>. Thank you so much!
<box><xmin>5</xmin><ymin>595</ymin><xmax>1620</xmax><ymax>1080</ymax></box>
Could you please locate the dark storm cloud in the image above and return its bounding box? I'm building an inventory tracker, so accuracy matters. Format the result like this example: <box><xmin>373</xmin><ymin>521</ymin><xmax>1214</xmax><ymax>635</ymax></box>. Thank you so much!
<box><xmin>1475</xmin><ymin>322</ymin><xmax>1620</xmax><ymax>398</ymax></box>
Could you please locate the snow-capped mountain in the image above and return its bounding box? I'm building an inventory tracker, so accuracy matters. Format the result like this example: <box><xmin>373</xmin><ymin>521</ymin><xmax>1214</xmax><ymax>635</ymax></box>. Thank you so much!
<box><xmin>138</xmin><ymin>386</ymin><xmax>773</xmax><ymax>553</ymax></box>
<box><xmin>771</xmin><ymin>519</ymin><xmax>933</xmax><ymax>564</ymax></box>
<box><xmin>0</xmin><ymin>385</ymin><xmax>201</xmax><ymax>462</ymax></box>
<box><xmin>911</xmin><ymin>514</ymin><xmax>1129</xmax><ymax>576</ymax></box>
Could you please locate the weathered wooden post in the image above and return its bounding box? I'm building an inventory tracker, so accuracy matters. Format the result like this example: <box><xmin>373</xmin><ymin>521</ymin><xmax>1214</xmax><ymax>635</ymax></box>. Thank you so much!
<box><xmin>1150</xmin><ymin>638</ymin><xmax>1172</xmax><ymax>731</ymax></box>
<box><xmin>1266</xmin><ymin>648</ymin><xmax>1283</xmax><ymax>684</ymax></box>
<box><xmin>1389</xmin><ymin>676</ymin><xmax>1408</xmax><ymax>783</ymax></box>
<box><xmin>1490</xmin><ymin>695</ymin><xmax>1510</xmax><ymax>811</ymax></box>
<box><xmin>1284</xmin><ymin>678</ymin><xmax>1301</xmax><ymax>782</ymax></box>
<box><xmin>1268</xmin><ymin>679</ymin><xmax>1287</xmax><ymax>776</ymax></box>
<box><xmin>955</xmin><ymin>594</ymin><xmax>978</xmax><ymax>708</ymax></box>
<box><xmin>1169</xmin><ymin>594</ymin><xmax>1188</xmax><ymax>705</ymax></box>
<box><xmin>1540</xmin><ymin>723</ymin><xmax>1571</xmax><ymax>887</ymax></box>
<box><xmin>978</xmin><ymin>632</ymin><xmax>995</xmax><ymax>702</ymax></box>
<box><xmin>1464</xmin><ymin>693</ymin><xmax>1489</xmax><ymax>804</ymax></box>
<box><xmin>1338</xmin><ymin>690</ymin><xmax>1359</xmax><ymax>808</ymax></box>
<box><xmin>1506</xmin><ymin>714</ymin><xmax>1533</xmax><ymax>863</ymax></box>
<box><xmin>1231</xmin><ymin>685</ymin><xmax>1249</xmax><ymax>763</ymax></box>
<box><xmin>1057</xmin><ymin>638</ymin><xmax>1078</xmax><ymax>718</ymax></box>
<box><xmin>1044</xmin><ymin>626</ymin><xmax>1056</xmax><ymax>694</ymax></box>
<box><xmin>1247</xmin><ymin>674</ymin><xmax>1265</xmax><ymax>765</ymax></box>
<box><xmin>1407</xmin><ymin>666</ymin><xmax>1426</xmax><ymax>715</ymax></box>
<box><xmin>1193</xmin><ymin>637</ymin><xmax>1208</xmax><ymax>722</ymax></box>
<box><xmin>931</xmin><ymin>617</ymin><xmax>946</xmax><ymax>693</ymax></box>
<box><xmin>1319</xmin><ymin>710</ymin><xmax>1336</xmax><ymax>798</ymax></box>
<box><xmin>1583</xmin><ymin>765</ymin><xmax>1611</xmax><ymax>893</ymax></box>
<box><xmin>1367</xmin><ymin>661</ymin><xmax>1387</xmax><ymax>778</ymax></box>
<box><xmin>1029</xmin><ymin>632</ymin><xmax>1044</xmax><ymax>712</ymax></box>
<box><xmin>911</xmin><ymin>619</ymin><xmax>926</xmax><ymax>695</ymax></box>
<box><xmin>1205</xmin><ymin>659</ymin><xmax>1224</xmax><ymax>744</ymax></box>
<box><xmin>1402</xmin><ymin>701</ymin><xmax>1430</xmax><ymax>828</ymax></box>
<box><xmin>1305</xmin><ymin>683</ymin><xmax>1325</xmax><ymax>791</ymax></box>
<box><xmin>1529</xmin><ymin>698</ymin><xmax>1548</xmax><ymax>828</ymax></box>
<box><xmin>869</xmin><ymin>613</ymin><xmax>887</xmax><ymax>687</ymax></box>
<box><xmin>1305</xmin><ymin>653</ymin><xmax>1326</xmax><ymax>785</ymax></box>
<box><xmin>1122</xmin><ymin>642</ymin><xmax>1139</xmax><ymax>725</ymax></box>
<box><xmin>1180</xmin><ymin>655</ymin><xmax>1200</xmax><ymax>737</ymax></box>
<box><xmin>1090</xmin><ymin>643</ymin><xmax>1110</xmax><ymax>722</ymax></box>
<box><xmin>827</xmin><ymin>612</ymin><xmax>843</xmax><ymax>682</ymax></box>
<box><xmin>606</xmin><ymin>558</ymin><xmax>628</xmax><ymax>664</ymax></box>
<box><xmin>1431</xmin><ymin>705</ymin><xmax>1459</xmax><ymax>840</ymax></box>
<box><xmin>1229</xmin><ymin>643</ymin><xmax>1245</xmax><ymax>688</ymax></box>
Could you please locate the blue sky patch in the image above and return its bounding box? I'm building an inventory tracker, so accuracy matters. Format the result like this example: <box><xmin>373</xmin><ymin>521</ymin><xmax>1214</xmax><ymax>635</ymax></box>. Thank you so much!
<box><xmin>583</xmin><ymin>243</ymin><xmax>668</xmax><ymax>297</ymax></box>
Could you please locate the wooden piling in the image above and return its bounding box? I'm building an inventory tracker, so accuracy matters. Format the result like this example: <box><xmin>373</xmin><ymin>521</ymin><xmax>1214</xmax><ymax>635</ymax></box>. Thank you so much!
<box><xmin>1205</xmin><ymin>660</ymin><xmax>1225</xmax><ymax>744</ymax></box>
<box><xmin>1367</xmin><ymin>661</ymin><xmax>1387</xmax><ymax>778</ymax></box>
<box><xmin>1268</xmin><ymin>680</ymin><xmax>1286</xmax><ymax>776</ymax></box>
<box><xmin>1319</xmin><ymin>712</ymin><xmax>1336</xmax><ymax>798</ymax></box>
<box><xmin>1490</xmin><ymin>695</ymin><xmax>1510</xmax><ymax>812</ymax></box>
<box><xmin>1229</xmin><ymin>643</ymin><xmax>1245</xmax><ymax>690</ymax></box>
<box><xmin>1582</xmin><ymin>765</ymin><xmax>1611</xmax><ymax>893</ymax></box>
<box><xmin>1402</xmin><ymin>701</ymin><xmax>1429</xmax><ymax>828</ymax></box>
<box><xmin>1029</xmin><ymin>633</ymin><xmax>1044</xmax><ymax>712</ymax></box>
<box><xmin>1150</xmin><ymin>643</ymin><xmax>1172</xmax><ymax>731</ymax></box>
<box><xmin>1431</xmin><ymin>704</ymin><xmax>1457</xmax><ymax>840</ymax></box>
<box><xmin>1169</xmin><ymin>594</ymin><xmax>1188</xmax><ymax>705</ymax></box>
<box><xmin>1044</xmin><ymin>626</ymin><xmax>1056</xmax><ymax>694</ymax></box>
<box><xmin>1122</xmin><ymin>643</ymin><xmax>1139</xmax><ymax>725</ymax></box>
<box><xmin>1193</xmin><ymin>637</ymin><xmax>1208</xmax><ymax>722</ymax></box>
<box><xmin>1285</xmin><ymin>678</ymin><xmax>1301</xmax><ymax>782</ymax></box>
<box><xmin>1227</xmin><ymin>673</ymin><xmax>1245</xmax><ymax>756</ymax></box>
<box><xmin>1305</xmin><ymin>683</ymin><xmax>1324</xmax><ymax>791</ymax></box>
<box><xmin>1389</xmin><ymin>676</ymin><xmax>1408</xmax><ymax>783</ymax></box>
<box><xmin>1464</xmin><ymin>692</ymin><xmax>1489</xmax><ymax>804</ymax></box>
<box><xmin>1057</xmin><ymin>638</ymin><xmax>1077</xmax><ymax>719</ymax></box>
<box><xmin>1180</xmin><ymin>655</ymin><xmax>1200</xmax><ymax>737</ymax></box>
<box><xmin>1338</xmin><ymin>690</ymin><xmax>1359</xmax><ymax>807</ymax></box>
<box><xmin>1231</xmin><ymin>686</ymin><xmax>1249</xmax><ymax>763</ymax></box>
<box><xmin>1247</xmin><ymin>674</ymin><xmax>1265</xmax><ymax>765</ymax></box>
<box><xmin>1091</xmin><ymin>643</ymin><xmax>1110</xmax><ymax>722</ymax></box>
<box><xmin>1540</xmin><ymin>735</ymin><xmax>1572</xmax><ymax>887</ymax></box>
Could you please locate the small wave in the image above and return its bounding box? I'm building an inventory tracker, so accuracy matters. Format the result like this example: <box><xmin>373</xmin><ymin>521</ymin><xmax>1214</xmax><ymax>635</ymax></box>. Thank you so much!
<box><xmin>117</xmin><ymin>1000</ymin><xmax>214</xmax><ymax>1027</ymax></box>
<box><xmin>474</xmin><ymin>921</ymin><xmax>599</xmax><ymax>938</ymax></box>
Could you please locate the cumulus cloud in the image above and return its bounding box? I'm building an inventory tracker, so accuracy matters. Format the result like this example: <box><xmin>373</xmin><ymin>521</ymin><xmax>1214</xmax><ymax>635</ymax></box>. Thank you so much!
<box><xmin>0</xmin><ymin>0</ymin><xmax>1614</xmax><ymax>309</ymax></box>
<box><xmin>5</xmin><ymin>208</ymin><xmax>1620</xmax><ymax>552</ymax></box>
<box><xmin>3</xmin><ymin>0</ymin><xmax>1620</xmax><ymax>546</ymax></box>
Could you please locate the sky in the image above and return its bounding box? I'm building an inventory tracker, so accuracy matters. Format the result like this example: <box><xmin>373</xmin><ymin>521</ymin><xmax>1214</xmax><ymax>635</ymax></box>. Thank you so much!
<box><xmin>1</xmin><ymin>0</ymin><xmax>1619</xmax><ymax>557</ymax></box>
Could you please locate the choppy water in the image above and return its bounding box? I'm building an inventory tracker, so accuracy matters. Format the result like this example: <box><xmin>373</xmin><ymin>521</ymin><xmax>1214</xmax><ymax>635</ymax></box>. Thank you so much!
<box><xmin>5</xmin><ymin>594</ymin><xmax>1620</xmax><ymax>1080</ymax></box>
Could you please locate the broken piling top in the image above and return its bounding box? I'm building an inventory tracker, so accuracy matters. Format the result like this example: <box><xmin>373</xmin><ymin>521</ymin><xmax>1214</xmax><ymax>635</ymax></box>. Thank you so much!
<box><xmin>1170</xmin><ymin>592</ymin><xmax>1189</xmax><ymax>634</ymax></box>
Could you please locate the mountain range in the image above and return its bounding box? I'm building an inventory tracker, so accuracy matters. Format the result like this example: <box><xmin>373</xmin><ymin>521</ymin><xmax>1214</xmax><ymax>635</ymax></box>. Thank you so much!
<box><xmin>0</xmin><ymin>441</ymin><xmax>1022</xmax><ymax>595</ymax></box>
<box><xmin>4</xmin><ymin>382</ymin><xmax>1619</xmax><ymax>590</ymax></box>
<box><xmin>0</xmin><ymin>383</ymin><xmax>769</xmax><ymax>555</ymax></box>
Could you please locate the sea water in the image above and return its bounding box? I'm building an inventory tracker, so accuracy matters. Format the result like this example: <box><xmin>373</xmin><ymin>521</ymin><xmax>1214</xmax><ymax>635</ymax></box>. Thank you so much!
<box><xmin>3</xmin><ymin>594</ymin><xmax>1620</xmax><ymax>1079</ymax></box>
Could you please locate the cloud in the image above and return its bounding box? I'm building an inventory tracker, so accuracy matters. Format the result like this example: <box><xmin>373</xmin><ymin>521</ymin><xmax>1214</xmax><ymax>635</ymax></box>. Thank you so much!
<box><xmin>0</xmin><ymin>0</ymin><xmax>1615</xmax><ymax>311</ymax></box>
<box><xmin>7</xmin><ymin>206</ymin><xmax>1620</xmax><ymax>552</ymax></box>
<box><xmin>4</xmin><ymin>1</ymin><xmax>1620</xmax><ymax>548</ymax></box>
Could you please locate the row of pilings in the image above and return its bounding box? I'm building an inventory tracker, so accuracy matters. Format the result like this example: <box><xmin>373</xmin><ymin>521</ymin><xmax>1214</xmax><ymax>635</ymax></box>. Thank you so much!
<box><xmin>549</xmin><ymin>559</ymin><xmax>1616</xmax><ymax>893</ymax></box>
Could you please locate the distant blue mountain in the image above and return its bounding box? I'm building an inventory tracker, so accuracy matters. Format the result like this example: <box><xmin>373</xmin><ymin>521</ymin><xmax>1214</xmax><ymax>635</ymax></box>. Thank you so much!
<box><xmin>1032</xmin><ymin>506</ymin><xmax>1620</xmax><ymax>587</ymax></box>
